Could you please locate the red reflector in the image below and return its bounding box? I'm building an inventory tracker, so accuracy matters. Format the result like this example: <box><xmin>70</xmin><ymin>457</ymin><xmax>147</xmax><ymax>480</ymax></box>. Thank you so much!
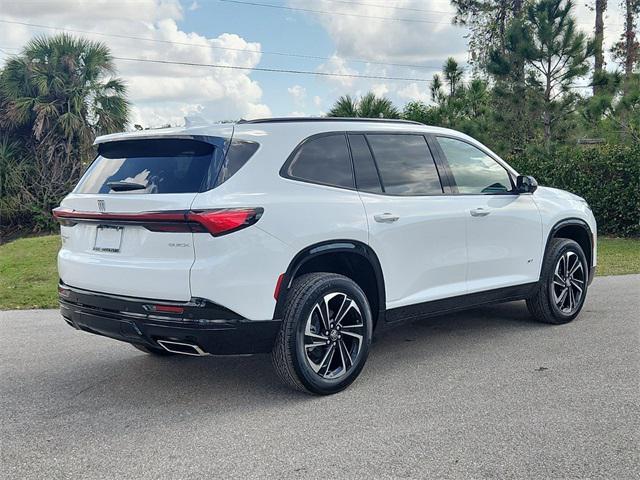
<box><xmin>58</xmin><ymin>286</ymin><xmax>71</xmax><ymax>298</ymax></box>
<box><xmin>187</xmin><ymin>208</ymin><xmax>263</xmax><ymax>237</ymax></box>
<box><xmin>152</xmin><ymin>305</ymin><xmax>184</xmax><ymax>314</ymax></box>
<box><xmin>274</xmin><ymin>273</ymin><xmax>285</xmax><ymax>300</ymax></box>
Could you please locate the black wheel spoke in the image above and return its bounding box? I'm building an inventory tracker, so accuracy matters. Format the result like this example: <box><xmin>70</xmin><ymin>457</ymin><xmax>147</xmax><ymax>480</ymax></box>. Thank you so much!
<box><xmin>552</xmin><ymin>250</ymin><xmax>585</xmax><ymax>314</ymax></box>
<box><xmin>304</xmin><ymin>292</ymin><xmax>363</xmax><ymax>379</ymax></box>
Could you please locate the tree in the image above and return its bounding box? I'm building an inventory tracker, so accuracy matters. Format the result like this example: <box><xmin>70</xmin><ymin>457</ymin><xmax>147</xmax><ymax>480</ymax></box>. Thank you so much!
<box><xmin>487</xmin><ymin>16</ymin><xmax>540</xmax><ymax>152</ymax></box>
<box><xmin>452</xmin><ymin>0</ymin><xmax>529</xmax><ymax>70</ymax></box>
<box><xmin>491</xmin><ymin>0</ymin><xmax>592</xmax><ymax>151</ymax></box>
<box><xmin>430</xmin><ymin>74</ymin><xmax>444</xmax><ymax>103</ymax></box>
<box><xmin>443</xmin><ymin>58</ymin><xmax>465</xmax><ymax>96</ymax></box>
<box><xmin>0</xmin><ymin>33</ymin><xmax>129</xmax><ymax>231</ymax></box>
<box><xmin>593</xmin><ymin>0</ymin><xmax>608</xmax><ymax>95</ymax></box>
<box><xmin>611</xmin><ymin>0</ymin><xmax>640</xmax><ymax>94</ymax></box>
<box><xmin>327</xmin><ymin>92</ymin><xmax>399</xmax><ymax>119</ymax></box>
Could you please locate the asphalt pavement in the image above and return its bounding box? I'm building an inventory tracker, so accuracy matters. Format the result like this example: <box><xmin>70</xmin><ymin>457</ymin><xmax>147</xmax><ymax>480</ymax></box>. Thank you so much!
<box><xmin>1</xmin><ymin>274</ymin><xmax>639</xmax><ymax>479</ymax></box>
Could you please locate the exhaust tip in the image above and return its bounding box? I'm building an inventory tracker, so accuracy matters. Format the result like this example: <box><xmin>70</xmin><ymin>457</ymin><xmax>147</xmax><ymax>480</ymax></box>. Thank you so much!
<box><xmin>156</xmin><ymin>340</ymin><xmax>208</xmax><ymax>356</ymax></box>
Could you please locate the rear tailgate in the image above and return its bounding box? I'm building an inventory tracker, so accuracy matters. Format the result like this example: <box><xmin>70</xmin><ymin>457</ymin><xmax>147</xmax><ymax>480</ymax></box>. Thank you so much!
<box><xmin>56</xmin><ymin>137</ymin><xmax>226</xmax><ymax>301</ymax></box>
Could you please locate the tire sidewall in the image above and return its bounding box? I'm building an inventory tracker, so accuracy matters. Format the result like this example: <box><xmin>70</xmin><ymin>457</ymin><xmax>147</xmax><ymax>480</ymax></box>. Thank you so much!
<box><xmin>288</xmin><ymin>276</ymin><xmax>373</xmax><ymax>394</ymax></box>
<box><xmin>546</xmin><ymin>240</ymin><xmax>588</xmax><ymax>322</ymax></box>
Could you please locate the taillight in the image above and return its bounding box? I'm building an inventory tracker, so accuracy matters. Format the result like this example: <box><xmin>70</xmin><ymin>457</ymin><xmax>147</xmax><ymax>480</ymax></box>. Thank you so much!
<box><xmin>187</xmin><ymin>208</ymin><xmax>263</xmax><ymax>237</ymax></box>
<box><xmin>52</xmin><ymin>207</ymin><xmax>263</xmax><ymax>236</ymax></box>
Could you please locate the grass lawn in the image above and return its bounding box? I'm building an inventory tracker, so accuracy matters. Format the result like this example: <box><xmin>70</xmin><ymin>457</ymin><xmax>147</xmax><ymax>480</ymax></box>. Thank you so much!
<box><xmin>596</xmin><ymin>237</ymin><xmax>640</xmax><ymax>276</ymax></box>
<box><xmin>0</xmin><ymin>234</ymin><xmax>638</xmax><ymax>310</ymax></box>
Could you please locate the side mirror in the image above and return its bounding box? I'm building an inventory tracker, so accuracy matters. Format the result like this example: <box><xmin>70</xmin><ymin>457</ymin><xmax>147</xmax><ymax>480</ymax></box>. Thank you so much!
<box><xmin>516</xmin><ymin>175</ymin><xmax>538</xmax><ymax>194</ymax></box>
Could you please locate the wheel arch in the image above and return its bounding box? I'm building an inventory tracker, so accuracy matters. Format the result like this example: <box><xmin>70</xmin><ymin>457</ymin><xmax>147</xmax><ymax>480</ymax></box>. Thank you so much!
<box><xmin>274</xmin><ymin>240</ymin><xmax>386</xmax><ymax>328</ymax></box>
<box><xmin>544</xmin><ymin>218</ymin><xmax>594</xmax><ymax>280</ymax></box>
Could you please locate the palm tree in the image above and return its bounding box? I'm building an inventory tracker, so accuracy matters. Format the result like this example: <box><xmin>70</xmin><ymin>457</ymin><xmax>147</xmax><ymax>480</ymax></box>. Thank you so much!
<box><xmin>1</xmin><ymin>33</ymin><xmax>129</xmax><ymax>142</ymax></box>
<box><xmin>0</xmin><ymin>34</ymin><xmax>129</xmax><ymax>229</ymax></box>
<box><xmin>327</xmin><ymin>94</ymin><xmax>358</xmax><ymax>117</ymax></box>
<box><xmin>327</xmin><ymin>92</ymin><xmax>399</xmax><ymax>119</ymax></box>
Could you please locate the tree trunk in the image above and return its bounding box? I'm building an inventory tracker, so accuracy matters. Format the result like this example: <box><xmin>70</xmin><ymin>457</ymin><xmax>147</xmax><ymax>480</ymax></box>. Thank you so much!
<box><xmin>623</xmin><ymin>0</ymin><xmax>635</xmax><ymax>94</ymax></box>
<box><xmin>544</xmin><ymin>57</ymin><xmax>553</xmax><ymax>153</ymax></box>
<box><xmin>593</xmin><ymin>0</ymin><xmax>606</xmax><ymax>95</ymax></box>
<box><xmin>543</xmin><ymin>110</ymin><xmax>552</xmax><ymax>152</ymax></box>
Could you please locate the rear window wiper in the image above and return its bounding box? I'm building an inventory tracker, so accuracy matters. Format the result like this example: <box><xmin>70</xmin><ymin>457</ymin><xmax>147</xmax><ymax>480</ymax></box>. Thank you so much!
<box><xmin>107</xmin><ymin>181</ymin><xmax>148</xmax><ymax>192</ymax></box>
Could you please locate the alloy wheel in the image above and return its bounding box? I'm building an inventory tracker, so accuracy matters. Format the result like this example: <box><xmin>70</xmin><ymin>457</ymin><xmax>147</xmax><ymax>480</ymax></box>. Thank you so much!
<box><xmin>552</xmin><ymin>250</ymin><xmax>585</xmax><ymax>314</ymax></box>
<box><xmin>303</xmin><ymin>292</ymin><xmax>365</xmax><ymax>379</ymax></box>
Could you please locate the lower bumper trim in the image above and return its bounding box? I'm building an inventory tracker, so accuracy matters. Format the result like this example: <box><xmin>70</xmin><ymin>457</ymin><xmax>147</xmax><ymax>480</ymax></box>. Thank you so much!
<box><xmin>59</xmin><ymin>285</ymin><xmax>280</xmax><ymax>355</ymax></box>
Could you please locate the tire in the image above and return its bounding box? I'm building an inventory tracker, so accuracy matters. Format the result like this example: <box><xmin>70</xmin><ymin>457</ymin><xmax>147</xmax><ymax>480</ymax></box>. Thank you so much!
<box><xmin>527</xmin><ymin>238</ymin><xmax>589</xmax><ymax>324</ymax></box>
<box><xmin>131</xmin><ymin>343</ymin><xmax>177</xmax><ymax>356</ymax></box>
<box><xmin>272</xmin><ymin>272</ymin><xmax>373</xmax><ymax>395</ymax></box>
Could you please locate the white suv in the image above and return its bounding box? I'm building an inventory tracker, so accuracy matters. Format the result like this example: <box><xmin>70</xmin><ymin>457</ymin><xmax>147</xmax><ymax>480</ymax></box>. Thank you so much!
<box><xmin>54</xmin><ymin>118</ymin><xmax>597</xmax><ymax>394</ymax></box>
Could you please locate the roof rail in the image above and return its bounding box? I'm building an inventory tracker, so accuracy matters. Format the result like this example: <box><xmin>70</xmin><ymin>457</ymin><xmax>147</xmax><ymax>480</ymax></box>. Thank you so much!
<box><xmin>237</xmin><ymin>117</ymin><xmax>424</xmax><ymax>126</ymax></box>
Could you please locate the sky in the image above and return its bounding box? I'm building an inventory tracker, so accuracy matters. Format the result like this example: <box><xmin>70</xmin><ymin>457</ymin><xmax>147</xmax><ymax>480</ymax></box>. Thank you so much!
<box><xmin>0</xmin><ymin>0</ymin><xmax>629</xmax><ymax>129</ymax></box>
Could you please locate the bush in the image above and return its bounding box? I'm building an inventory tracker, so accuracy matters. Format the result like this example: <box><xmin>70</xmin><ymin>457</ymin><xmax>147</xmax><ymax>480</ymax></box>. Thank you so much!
<box><xmin>508</xmin><ymin>144</ymin><xmax>640</xmax><ymax>237</ymax></box>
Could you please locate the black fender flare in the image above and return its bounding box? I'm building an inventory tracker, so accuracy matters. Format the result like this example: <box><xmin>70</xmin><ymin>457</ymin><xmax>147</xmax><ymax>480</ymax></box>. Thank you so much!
<box><xmin>544</xmin><ymin>217</ymin><xmax>595</xmax><ymax>283</ymax></box>
<box><xmin>273</xmin><ymin>240</ymin><xmax>386</xmax><ymax>322</ymax></box>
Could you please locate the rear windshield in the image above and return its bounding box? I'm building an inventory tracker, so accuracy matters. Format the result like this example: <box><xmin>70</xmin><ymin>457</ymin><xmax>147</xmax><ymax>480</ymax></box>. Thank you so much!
<box><xmin>75</xmin><ymin>138</ymin><xmax>217</xmax><ymax>194</ymax></box>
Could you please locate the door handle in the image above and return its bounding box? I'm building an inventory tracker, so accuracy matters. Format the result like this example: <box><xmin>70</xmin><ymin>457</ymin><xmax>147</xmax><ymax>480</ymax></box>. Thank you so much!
<box><xmin>374</xmin><ymin>213</ymin><xmax>399</xmax><ymax>223</ymax></box>
<box><xmin>470</xmin><ymin>208</ymin><xmax>491</xmax><ymax>217</ymax></box>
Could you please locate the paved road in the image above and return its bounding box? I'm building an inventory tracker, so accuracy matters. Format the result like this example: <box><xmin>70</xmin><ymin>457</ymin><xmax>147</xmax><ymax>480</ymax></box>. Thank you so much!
<box><xmin>1</xmin><ymin>275</ymin><xmax>639</xmax><ymax>479</ymax></box>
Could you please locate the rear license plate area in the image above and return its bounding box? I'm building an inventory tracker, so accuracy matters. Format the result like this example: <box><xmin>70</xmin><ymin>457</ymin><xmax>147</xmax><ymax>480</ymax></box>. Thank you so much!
<box><xmin>94</xmin><ymin>225</ymin><xmax>123</xmax><ymax>252</ymax></box>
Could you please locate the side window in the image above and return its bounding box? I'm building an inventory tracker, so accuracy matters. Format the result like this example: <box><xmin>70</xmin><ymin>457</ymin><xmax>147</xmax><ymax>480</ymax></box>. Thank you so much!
<box><xmin>366</xmin><ymin>134</ymin><xmax>443</xmax><ymax>195</ymax></box>
<box><xmin>285</xmin><ymin>134</ymin><xmax>354</xmax><ymax>189</ymax></box>
<box><xmin>216</xmin><ymin>140</ymin><xmax>259</xmax><ymax>186</ymax></box>
<box><xmin>437</xmin><ymin>137</ymin><xmax>512</xmax><ymax>194</ymax></box>
<box><xmin>347</xmin><ymin>134</ymin><xmax>382</xmax><ymax>193</ymax></box>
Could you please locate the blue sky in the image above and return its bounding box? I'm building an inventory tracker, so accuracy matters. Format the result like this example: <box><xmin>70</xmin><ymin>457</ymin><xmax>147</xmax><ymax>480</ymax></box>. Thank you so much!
<box><xmin>191</xmin><ymin>1</ymin><xmax>337</xmax><ymax>115</ymax></box>
<box><xmin>0</xmin><ymin>0</ymin><xmax>628</xmax><ymax>128</ymax></box>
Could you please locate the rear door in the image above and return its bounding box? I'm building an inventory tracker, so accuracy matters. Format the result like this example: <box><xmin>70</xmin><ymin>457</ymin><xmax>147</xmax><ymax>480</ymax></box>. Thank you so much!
<box><xmin>57</xmin><ymin>137</ymin><xmax>225</xmax><ymax>301</ymax></box>
<box><xmin>352</xmin><ymin>133</ymin><xmax>468</xmax><ymax>310</ymax></box>
<box><xmin>432</xmin><ymin>135</ymin><xmax>543</xmax><ymax>293</ymax></box>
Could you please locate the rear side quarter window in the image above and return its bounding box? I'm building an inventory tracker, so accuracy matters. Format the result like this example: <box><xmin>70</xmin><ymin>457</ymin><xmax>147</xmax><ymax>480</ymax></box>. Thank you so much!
<box><xmin>215</xmin><ymin>140</ymin><xmax>260</xmax><ymax>186</ymax></box>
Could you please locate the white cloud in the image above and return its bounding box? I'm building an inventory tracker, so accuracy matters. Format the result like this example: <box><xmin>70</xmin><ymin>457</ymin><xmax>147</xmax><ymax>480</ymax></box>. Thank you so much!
<box><xmin>0</xmin><ymin>0</ymin><xmax>270</xmax><ymax>128</ymax></box>
<box><xmin>370</xmin><ymin>83</ymin><xmax>389</xmax><ymax>97</ymax></box>
<box><xmin>316</xmin><ymin>54</ymin><xmax>358</xmax><ymax>87</ymax></box>
<box><xmin>290</xmin><ymin>0</ymin><xmax>467</xmax><ymax>64</ymax></box>
<box><xmin>397</xmin><ymin>83</ymin><xmax>430</xmax><ymax>103</ymax></box>
<box><xmin>287</xmin><ymin>84</ymin><xmax>307</xmax><ymax>106</ymax></box>
<box><xmin>313</xmin><ymin>95</ymin><xmax>322</xmax><ymax>107</ymax></box>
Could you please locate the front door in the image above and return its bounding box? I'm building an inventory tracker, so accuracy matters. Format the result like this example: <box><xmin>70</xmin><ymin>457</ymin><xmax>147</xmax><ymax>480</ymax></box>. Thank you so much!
<box><xmin>433</xmin><ymin>136</ymin><xmax>543</xmax><ymax>293</ymax></box>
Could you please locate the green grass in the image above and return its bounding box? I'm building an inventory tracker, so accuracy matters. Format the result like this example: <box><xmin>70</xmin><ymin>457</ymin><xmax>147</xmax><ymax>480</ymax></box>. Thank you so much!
<box><xmin>0</xmin><ymin>235</ymin><xmax>60</xmax><ymax>310</ymax></box>
<box><xmin>596</xmin><ymin>237</ymin><xmax>640</xmax><ymax>276</ymax></box>
<box><xmin>0</xmin><ymin>234</ymin><xmax>638</xmax><ymax>310</ymax></box>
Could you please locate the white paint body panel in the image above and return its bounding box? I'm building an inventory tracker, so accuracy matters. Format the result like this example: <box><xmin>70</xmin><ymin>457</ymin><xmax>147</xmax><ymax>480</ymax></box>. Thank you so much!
<box><xmin>454</xmin><ymin>194</ymin><xmax>543</xmax><ymax>293</ymax></box>
<box><xmin>57</xmin><ymin>120</ymin><xmax>597</xmax><ymax>321</ymax></box>
<box><xmin>58</xmin><ymin>193</ymin><xmax>198</xmax><ymax>301</ymax></box>
<box><xmin>359</xmin><ymin>192</ymin><xmax>467</xmax><ymax>308</ymax></box>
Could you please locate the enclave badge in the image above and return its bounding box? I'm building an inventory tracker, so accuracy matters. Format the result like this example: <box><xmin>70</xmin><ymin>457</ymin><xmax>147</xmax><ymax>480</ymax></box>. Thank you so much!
<box><xmin>97</xmin><ymin>199</ymin><xmax>106</xmax><ymax>212</ymax></box>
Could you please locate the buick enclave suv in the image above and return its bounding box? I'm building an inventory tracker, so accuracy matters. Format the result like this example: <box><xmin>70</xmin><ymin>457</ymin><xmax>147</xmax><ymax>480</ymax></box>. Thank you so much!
<box><xmin>54</xmin><ymin>118</ymin><xmax>597</xmax><ymax>394</ymax></box>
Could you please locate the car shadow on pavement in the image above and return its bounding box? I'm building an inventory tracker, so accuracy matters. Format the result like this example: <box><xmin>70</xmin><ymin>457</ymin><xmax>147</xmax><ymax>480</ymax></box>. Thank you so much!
<box><xmin>28</xmin><ymin>300</ymin><xmax>555</xmax><ymax>419</ymax></box>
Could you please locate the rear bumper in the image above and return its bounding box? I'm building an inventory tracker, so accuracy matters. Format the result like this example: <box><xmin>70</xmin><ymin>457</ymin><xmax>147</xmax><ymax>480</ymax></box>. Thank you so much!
<box><xmin>58</xmin><ymin>283</ymin><xmax>281</xmax><ymax>355</ymax></box>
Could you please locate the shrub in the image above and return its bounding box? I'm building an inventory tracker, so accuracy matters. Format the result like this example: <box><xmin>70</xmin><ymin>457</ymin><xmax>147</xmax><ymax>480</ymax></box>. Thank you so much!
<box><xmin>509</xmin><ymin>144</ymin><xmax>640</xmax><ymax>237</ymax></box>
